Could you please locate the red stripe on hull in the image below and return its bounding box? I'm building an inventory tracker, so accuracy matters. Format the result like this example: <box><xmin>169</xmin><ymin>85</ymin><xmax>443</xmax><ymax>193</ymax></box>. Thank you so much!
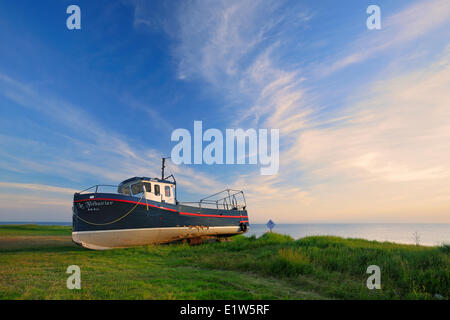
<box><xmin>178</xmin><ymin>212</ymin><xmax>245</xmax><ymax>218</ymax></box>
<box><xmin>74</xmin><ymin>197</ymin><xmax>248</xmax><ymax>219</ymax></box>
<box><xmin>74</xmin><ymin>197</ymin><xmax>178</xmax><ymax>212</ymax></box>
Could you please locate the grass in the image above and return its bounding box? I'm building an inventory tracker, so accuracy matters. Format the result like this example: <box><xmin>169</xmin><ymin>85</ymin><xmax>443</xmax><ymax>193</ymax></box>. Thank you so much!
<box><xmin>0</xmin><ymin>225</ymin><xmax>448</xmax><ymax>300</ymax></box>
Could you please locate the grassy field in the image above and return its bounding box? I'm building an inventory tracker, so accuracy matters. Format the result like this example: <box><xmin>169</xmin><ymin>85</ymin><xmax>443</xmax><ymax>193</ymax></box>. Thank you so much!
<box><xmin>0</xmin><ymin>225</ymin><xmax>448</xmax><ymax>300</ymax></box>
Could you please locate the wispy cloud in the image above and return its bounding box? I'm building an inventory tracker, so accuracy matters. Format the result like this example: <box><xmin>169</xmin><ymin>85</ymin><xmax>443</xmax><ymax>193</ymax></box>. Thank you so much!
<box><xmin>172</xmin><ymin>0</ymin><xmax>274</xmax><ymax>82</ymax></box>
<box><xmin>137</xmin><ymin>0</ymin><xmax>312</xmax><ymax>84</ymax></box>
<box><xmin>0</xmin><ymin>182</ymin><xmax>76</xmax><ymax>194</ymax></box>
<box><xmin>264</xmin><ymin>45</ymin><xmax>450</xmax><ymax>222</ymax></box>
<box><xmin>294</xmin><ymin>46</ymin><xmax>450</xmax><ymax>179</ymax></box>
<box><xmin>119</xmin><ymin>94</ymin><xmax>174</xmax><ymax>131</ymax></box>
<box><xmin>318</xmin><ymin>0</ymin><xmax>450</xmax><ymax>76</ymax></box>
<box><xmin>0</xmin><ymin>182</ymin><xmax>74</xmax><ymax>221</ymax></box>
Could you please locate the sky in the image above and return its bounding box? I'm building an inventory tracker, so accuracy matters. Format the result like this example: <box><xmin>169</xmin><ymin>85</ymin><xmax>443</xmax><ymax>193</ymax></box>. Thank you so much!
<box><xmin>0</xmin><ymin>0</ymin><xmax>449</xmax><ymax>223</ymax></box>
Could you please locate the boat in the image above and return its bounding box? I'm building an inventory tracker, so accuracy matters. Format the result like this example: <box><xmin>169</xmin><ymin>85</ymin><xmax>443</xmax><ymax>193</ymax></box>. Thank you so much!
<box><xmin>72</xmin><ymin>158</ymin><xmax>249</xmax><ymax>249</ymax></box>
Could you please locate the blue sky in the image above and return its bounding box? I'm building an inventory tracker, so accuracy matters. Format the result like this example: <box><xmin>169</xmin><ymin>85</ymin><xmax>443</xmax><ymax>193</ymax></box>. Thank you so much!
<box><xmin>0</xmin><ymin>0</ymin><xmax>449</xmax><ymax>223</ymax></box>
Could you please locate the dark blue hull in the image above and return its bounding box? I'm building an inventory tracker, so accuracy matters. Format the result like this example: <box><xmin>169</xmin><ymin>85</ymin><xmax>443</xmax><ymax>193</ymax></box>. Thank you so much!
<box><xmin>72</xmin><ymin>193</ymin><xmax>249</xmax><ymax>249</ymax></box>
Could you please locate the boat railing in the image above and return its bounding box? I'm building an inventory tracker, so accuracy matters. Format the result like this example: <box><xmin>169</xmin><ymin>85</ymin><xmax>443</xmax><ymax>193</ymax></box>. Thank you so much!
<box><xmin>179</xmin><ymin>189</ymin><xmax>247</xmax><ymax>211</ymax></box>
<box><xmin>76</xmin><ymin>185</ymin><xmax>119</xmax><ymax>195</ymax></box>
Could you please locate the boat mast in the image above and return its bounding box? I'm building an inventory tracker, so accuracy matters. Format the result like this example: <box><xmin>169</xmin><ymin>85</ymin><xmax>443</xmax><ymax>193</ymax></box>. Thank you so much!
<box><xmin>161</xmin><ymin>157</ymin><xmax>171</xmax><ymax>180</ymax></box>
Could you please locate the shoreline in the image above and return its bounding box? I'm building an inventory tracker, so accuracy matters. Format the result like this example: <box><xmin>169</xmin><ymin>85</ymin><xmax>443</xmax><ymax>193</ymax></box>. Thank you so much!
<box><xmin>1</xmin><ymin>222</ymin><xmax>448</xmax><ymax>247</ymax></box>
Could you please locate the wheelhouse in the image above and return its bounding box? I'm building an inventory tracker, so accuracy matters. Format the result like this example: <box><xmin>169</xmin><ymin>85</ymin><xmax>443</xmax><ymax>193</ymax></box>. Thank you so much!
<box><xmin>118</xmin><ymin>177</ymin><xmax>176</xmax><ymax>205</ymax></box>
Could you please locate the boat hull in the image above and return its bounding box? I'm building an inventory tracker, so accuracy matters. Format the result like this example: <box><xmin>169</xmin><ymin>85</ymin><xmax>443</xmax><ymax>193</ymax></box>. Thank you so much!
<box><xmin>72</xmin><ymin>226</ymin><xmax>243</xmax><ymax>250</ymax></box>
<box><xmin>72</xmin><ymin>192</ymin><xmax>249</xmax><ymax>249</ymax></box>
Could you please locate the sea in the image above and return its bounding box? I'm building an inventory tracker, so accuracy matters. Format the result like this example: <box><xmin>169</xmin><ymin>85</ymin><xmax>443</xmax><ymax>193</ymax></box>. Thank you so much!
<box><xmin>245</xmin><ymin>223</ymin><xmax>450</xmax><ymax>246</ymax></box>
<box><xmin>0</xmin><ymin>222</ymin><xmax>448</xmax><ymax>246</ymax></box>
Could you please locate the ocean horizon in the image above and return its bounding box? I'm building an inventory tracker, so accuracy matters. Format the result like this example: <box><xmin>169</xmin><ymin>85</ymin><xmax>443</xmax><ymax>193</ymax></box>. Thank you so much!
<box><xmin>1</xmin><ymin>221</ymin><xmax>448</xmax><ymax>246</ymax></box>
<box><xmin>245</xmin><ymin>223</ymin><xmax>450</xmax><ymax>246</ymax></box>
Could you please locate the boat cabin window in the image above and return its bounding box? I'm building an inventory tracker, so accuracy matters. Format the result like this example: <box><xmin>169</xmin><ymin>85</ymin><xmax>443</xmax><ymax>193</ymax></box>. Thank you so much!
<box><xmin>165</xmin><ymin>186</ymin><xmax>171</xmax><ymax>197</ymax></box>
<box><xmin>118</xmin><ymin>185</ymin><xmax>131</xmax><ymax>196</ymax></box>
<box><xmin>131</xmin><ymin>182</ymin><xmax>143</xmax><ymax>195</ymax></box>
<box><xmin>143</xmin><ymin>182</ymin><xmax>151</xmax><ymax>193</ymax></box>
<box><xmin>154</xmin><ymin>184</ymin><xmax>160</xmax><ymax>196</ymax></box>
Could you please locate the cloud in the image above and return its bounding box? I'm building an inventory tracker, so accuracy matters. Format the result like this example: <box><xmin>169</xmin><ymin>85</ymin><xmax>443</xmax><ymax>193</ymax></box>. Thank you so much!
<box><xmin>259</xmin><ymin>46</ymin><xmax>450</xmax><ymax>223</ymax></box>
<box><xmin>143</xmin><ymin>0</ymin><xmax>311</xmax><ymax>85</ymax></box>
<box><xmin>296</xmin><ymin>47</ymin><xmax>450</xmax><ymax>181</ymax></box>
<box><xmin>173</xmin><ymin>0</ymin><xmax>272</xmax><ymax>82</ymax></box>
<box><xmin>235</xmin><ymin>46</ymin><xmax>306</xmax><ymax>127</ymax></box>
<box><xmin>119</xmin><ymin>94</ymin><xmax>174</xmax><ymax>131</ymax></box>
<box><xmin>0</xmin><ymin>72</ymin><xmax>139</xmax><ymax>160</ymax></box>
<box><xmin>319</xmin><ymin>0</ymin><xmax>450</xmax><ymax>76</ymax></box>
<box><xmin>0</xmin><ymin>182</ymin><xmax>76</xmax><ymax>195</ymax></box>
<box><xmin>0</xmin><ymin>183</ymin><xmax>74</xmax><ymax>221</ymax></box>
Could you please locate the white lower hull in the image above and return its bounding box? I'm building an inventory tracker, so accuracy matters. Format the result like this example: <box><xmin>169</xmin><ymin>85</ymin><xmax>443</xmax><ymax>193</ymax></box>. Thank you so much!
<box><xmin>72</xmin><ymin>226</ymin><xmax>243</xmax><ymax>250</ymax></box>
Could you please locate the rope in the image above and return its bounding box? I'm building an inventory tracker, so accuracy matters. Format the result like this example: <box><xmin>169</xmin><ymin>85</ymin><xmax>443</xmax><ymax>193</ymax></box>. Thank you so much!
<box><xmin>72</xmin><ymin>193</ymin><xmax>145</xmax><ymax>226</ymax></box>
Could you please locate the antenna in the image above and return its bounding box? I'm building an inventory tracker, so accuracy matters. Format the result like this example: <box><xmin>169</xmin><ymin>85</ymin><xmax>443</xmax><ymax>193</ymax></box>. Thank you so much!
<box><xmin>161</xmin><ymin>157</ymin><xmax>171</xmax><ymax>180</ymax></box>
